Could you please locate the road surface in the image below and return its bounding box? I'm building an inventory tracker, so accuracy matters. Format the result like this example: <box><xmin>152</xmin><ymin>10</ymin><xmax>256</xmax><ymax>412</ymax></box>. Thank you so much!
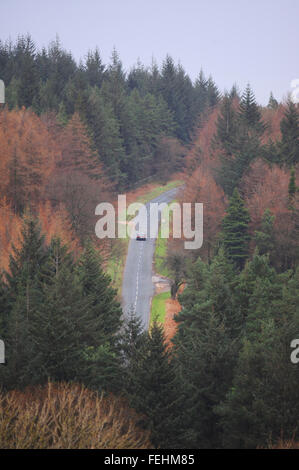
<box><xmin>122</xmin><ymin>186</ymin><xmax>180</xmax><ymax>329</ymax></box>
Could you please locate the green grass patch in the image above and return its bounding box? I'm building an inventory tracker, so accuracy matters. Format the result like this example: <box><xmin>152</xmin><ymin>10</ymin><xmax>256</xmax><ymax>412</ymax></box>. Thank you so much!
<box><xmin>150</xmin><ymin>291</ymin><xmax>171</xmax><ymax>324</ymax></box>
<box><xmin>155</xmin><ymin>229</ymin><xmax>170</xmax><ymax>278</ymax></box>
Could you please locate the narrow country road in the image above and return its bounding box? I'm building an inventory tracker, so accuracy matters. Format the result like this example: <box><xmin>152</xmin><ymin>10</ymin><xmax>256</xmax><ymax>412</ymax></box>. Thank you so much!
<box><xmin>122</xmin><ymin>186</ymin><xmax>180</xmax><ymax>329</ymax></box>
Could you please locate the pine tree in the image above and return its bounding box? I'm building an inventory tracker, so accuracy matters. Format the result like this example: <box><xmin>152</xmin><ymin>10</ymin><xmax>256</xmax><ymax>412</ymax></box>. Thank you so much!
<box><xmin>125</xmin><ymin>322</ymin><xmax>188</xmax><ymax>448</ymax></box>
<box><xmin>280</xmin><ymin>100</ymin><xmax>299</xmax><ymax>166</ymax></box>
<box><xmin>84</xmin><ymin>48</ymin><xmax>105</xmax><ymax>88</ymax></box>
<box><xmin>215</xmin><ymin>94</ymin><xmax>238</xmax><ymax>155</ymax></box>
<box><xmin>16</xmin><ymin>35</ymin><xmax>39</xmax><ymax>108</ymax></box>
<box><xmin>193</xmin><ymin>69</ymin><xmax>208</xmax><ymax>117</ymax></box>
<box><xmin>173</xmin><ymin>250</ymin><xmax>239</xmax><ymax>448</ymax></box>
<box><xmin>29</xmin><ymin>237</ymin><xmax>90</xmax><ymax>384</ymax></box>
<box><xmin>222</xmin><ymin>188</ymin><xmax>251</xmax><ymax>269</ymax></box>
<box><xmin>239</xmin><ymin>84</ymin><xmax>265</xmax><ymax>135</ymax></box>
<box><xmin>221</xmin><ymin>266</ymin><xmax>299</xmax><ymax>449</ymax></box>
<box><xmin>206</xmin><ymin>75</ymin><xmax>221</xmax><ymax>108</ymax></box>
<box><xmin>77</xmin><ymin>241</ymin><xmax>122</xmax><ymax>348</ymax></box>
<box><xmin>3</xmin><ymin>214</ymin><xmax>48</xmax><ymax>388</ymax></box>
<box><xmin>254</xmin><ymin>209</ymin><xmax>275</xmax><ymax>256</ymax></box>
<box><xmin>288</xmin><ymin>167</ymin><xmax>297</xmax><ymax>209</ymax></box>
<box><xmin>268</xmin><ymin>91</ymin><xmax>278</xmax><ymax>109</ymax></box>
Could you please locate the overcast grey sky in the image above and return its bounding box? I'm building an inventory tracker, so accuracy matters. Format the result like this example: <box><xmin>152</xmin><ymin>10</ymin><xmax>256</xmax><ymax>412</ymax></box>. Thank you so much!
<box><xmin>1</xmin><ymin>0</ymin><xmax>298</xmax><ymax>104</ymax></box>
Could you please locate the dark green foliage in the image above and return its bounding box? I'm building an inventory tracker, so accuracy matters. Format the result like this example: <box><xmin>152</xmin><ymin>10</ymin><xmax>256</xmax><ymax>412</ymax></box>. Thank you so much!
<box><xmin>220</xmin><ymin>264</ymin><xmax>299</xmax><ymax>448</ymax></box>
<box><xmin>173</xmin><ymin>250</ymin><xmax>240</xmax><ymax>448</ymax></box>
<box><xmin>77</xmin><ymin>241</ymin><xmax>122</xmax><ymax>348</ymax></box>
<box><xmin>221</xmin><ymin>189</ymin><xmax>251</xmax><ymax>269</ymax></box>
<box><xmin>238</xmin><ymin>84</ymin><xmax>265</xmax><ymax>135</ymax></box>
<box><xmin>215</xmin><ymin>86</ymin><xmax>265</xmax><ymax>195</ymax></box>
<box><xmin>254</xmin><ymin>209</ymin><xmax>275</xmax><ymax>257</ymax></box>
<box><xmin>280</xmin><ymin>100</ymin><xmax>299</xmax><ymax>166</ymax></box>
<box><xmin>123</xmin><ymin>319</ymin><xmax>190</xmax><ymax>448</ymax></box>
<box><xmin>0</xmin><ymin>218</ymin><xmax>122</xmax><ymax>392</ymax></box>
<box><xmin>268</xmin><ymin>91</ymin><xmax>279</xmax><ymax>109</ymax></box>
<box><xmin>214</xmin><ymin>94</ymin><xmax>238</xmax><ymax>155</ymax></box>
<box><xmin>288</xmin><ymin>168</ymin><xmax>297</xmax><ymax>201</ymax></box>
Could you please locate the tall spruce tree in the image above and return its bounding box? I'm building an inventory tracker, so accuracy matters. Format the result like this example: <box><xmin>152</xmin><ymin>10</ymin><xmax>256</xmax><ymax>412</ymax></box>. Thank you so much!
<box><xmin>222</xmin><ymin>188</ymin><xmax>251</xmax><ymax>269</ymax></box>
<box><xmin>268</xmin><ymin>91</ymin><xmax>278</xmax><ymax>109</ymax></box>
<box><xmin>77</xmin><ymin>241</ymin><xmax>122</xmax><ymax>348</ymax></box>
<box><xmin>280</xmin><ymin>100</ymin><xmax>299</xmax><ymax>166</ymax></box>
<box><xmin>254</xmin><ymin>209</ymin><xmax>275</xmax><ymax>257</ymax></box>
<box><xmin>29</xmin><ymin>237</ymin><xmax>90</xmax><ymax>384</ymax></box>
<box><xmin>238</xmin><ymin>84</ymin><xmax>265</xmax><ymax>135</ymax></box>
<box><xmin>173</xmin><ymin>250</ymin><xmax>239</xmax><ymax>448</ymax></box>
<box><xmin>3</xmin><ymin>214</ymin><xmax>48</xmax><ymax>388</ymax></box>
<box><xmin>125</xmin><ymin>321</ymin><xmax>189</xmax><ymax>448</ymax></box>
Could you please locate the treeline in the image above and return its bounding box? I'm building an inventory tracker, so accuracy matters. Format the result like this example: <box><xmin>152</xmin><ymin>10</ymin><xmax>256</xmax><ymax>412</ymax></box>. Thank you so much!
<box><xmin>0</xmin><ymin>34</ymin><xmax>221</xmax><ymax>187</ymax></box>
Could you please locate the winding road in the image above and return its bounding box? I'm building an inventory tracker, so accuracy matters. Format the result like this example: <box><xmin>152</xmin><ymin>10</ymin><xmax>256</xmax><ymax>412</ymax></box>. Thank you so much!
<box><xmin>122</xmin><ymin>186</ymin><xmax>180</xmax><ymax>329</ymax></box>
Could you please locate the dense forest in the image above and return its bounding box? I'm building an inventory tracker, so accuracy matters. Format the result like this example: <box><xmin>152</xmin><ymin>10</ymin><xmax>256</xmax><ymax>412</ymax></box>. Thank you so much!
<box><xmin>0</xmin><ymin>35</ymin><xmax>298</xmax><ymax>449</ymax></box>
<box><xmin>0</xmin><ymin>34</ymin><xmax>221</xmax><ymax>187</ymax></box>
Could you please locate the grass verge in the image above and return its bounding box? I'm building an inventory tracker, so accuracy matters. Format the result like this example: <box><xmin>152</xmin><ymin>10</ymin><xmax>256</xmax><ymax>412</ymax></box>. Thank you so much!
<box><xmin>150</xmin><ymin>291</ymin><xmax>171</xmax><ymax>325</ymax></box>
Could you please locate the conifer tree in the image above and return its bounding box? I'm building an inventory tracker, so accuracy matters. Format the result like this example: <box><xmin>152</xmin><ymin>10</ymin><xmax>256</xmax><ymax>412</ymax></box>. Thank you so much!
<box><xmin>215</xmin><ymin>94</ymin><xmax>238</xmax><ymax>155</ymax></box>
<box><xmin>238</xmin><ymin>84</ymin><xmax>265</xmax><ymax>135</ymax></box>
<box><xmin>222</xmin><ymin>188</ymin><xmax>251</xmax><ymax>269</ymax></box>
<box><xmin>76</xmin><ymin>241</ymin><xmax>122</xmax><ymax>348</ymax></box>
<box><xmin>126</xmin><ymin>321</ymin><xmax>188</xmax><ymax>448</ymax></box>
<box><xmin>29</xmin><ymin>237</ymin><xmax>89</xmax><ymax>384</ymax></box>
<box><xmin>288</xmin><ymin>167</ymin><xmax>297</xmax><ymax>210</ymax></box>
<box><xmin>254</xmin><ymin>209</ymin><xmax>275</xmax><ymax>256</ymax></box>
<box><xmin>267</xmin><ymin>91</ymin><xmax>278</xmax><ymax>109</ymax></box>
<box><xmin>280</xmin><ymin>100</ymin><xmax>299</xmax><ymax>166</ymax></box>
<box><xmin>3</xmin><ymin>214</ymin><xmax>48</xmax><ymax>388</ymax></box>
<box><xmin>173</xmin><ymin>250</ymin><xmax>239</xmax><ymax>448</ymax></box>
<box><xmin>221</xmin><ymin>264</ymin><xmax>299</xmax><ymax>449</ymax></box>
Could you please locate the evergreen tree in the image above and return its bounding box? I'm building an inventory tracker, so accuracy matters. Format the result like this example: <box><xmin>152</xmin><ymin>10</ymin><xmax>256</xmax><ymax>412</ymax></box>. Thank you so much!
<box><xmin>77</xmin><ymin>241</ymin><xmax>122</xmax><ymax>348</ymax></box>
<box><xmin>84</xmin><ymin>48</ymin><xmax>105</xmax><ymax>88</ymax></box>
<box><xmin>206</xmin><ymin>75</ymin><xmax>221</xmax><ymax>108</ymax></box>
<box><xmin>3</xmin><ymin>214</ymin><xmax>48</xmax><ymax>388</ymax></box>
<box><xmin>125</xmin><ymin>321</ymin><xmax>189</xmax><ymax>448</ymax></box>
<box><xmin>193</xmin><ymin>69</ymin><xmax>208</xmax><ymax>117</ymax></box>
<box><xmin>173</xmin><ymin>250</ymin><xmax>239</xmax><ymax>448</ymax></box>
<box><xmin>16</xmin><ymin>35</ymin><xmax>39</xmax><ymax>108</ymax></box>
<box><xmin>280</xmin><ymin>100</ymin><xmax>299</xmax><ymax>166</ymax></box>
<box><xmin>29</xmin><ymin>237</ymin><xmax>90</xmax><ymax>384</ymax></box>
<box><xmin>268</xmin><ymin>91</ymin><xmax>278</xmax><ymax>109</ymax></box>
<box><xmin>254</xmin><ymin>209</ymin><xmax>275</xmax><ymax>257</ymax></box>
<box><xmin>238</xmin><ymin>84</ymin><xmax>265</xmax><ymax>135</ymax></box>
<box><xmin>214</xmin><ymin>94</ymin><xmax>238</xmax><ymax>155</ymax></box>
<box><xmin>221</xmin><ymin>188</ymin><xmax>251</xmax><ymax>269</ymax></box>
<box><xmin>220</xmin><ymin>266</ymin><xmax>299</xmax><ymax>448</ymax></box>
<box><xmin>288</xmin><ymin>168</ymin><xmax>297</xmax><ymax>199</ymax></box>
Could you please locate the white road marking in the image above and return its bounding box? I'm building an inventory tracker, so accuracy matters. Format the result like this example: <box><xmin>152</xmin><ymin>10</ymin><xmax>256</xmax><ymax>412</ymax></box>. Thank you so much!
<box><xmin>133</xmin><ymin>241</ymin><xmax>144</xmax><ymax>312</ymax></box>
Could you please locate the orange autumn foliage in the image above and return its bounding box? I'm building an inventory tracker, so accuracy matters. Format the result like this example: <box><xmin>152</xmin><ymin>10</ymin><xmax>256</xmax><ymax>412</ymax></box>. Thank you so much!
<box><xmin>0</xmin><ymin>108</ymin><xmax>56</xmax><ymax>212</ymax></box>
<box><xmin>0</xmin><ymin>108</ymin><xmax>111</xmax><ymax>270</ymax></box>
<box><xmin>57</xmin><ymin>112</ymin><xmax>102</xmax><ymax>178</ymax></box>
<box><xmin>0</xmin><ymin>198</ymin><xmax>22</xmax><ymax>272</ymax></box>
<box><xmin>261</xmin><ymin>105</ymin><xmax>285</xmax><ymax>145</ymax></box>
<box><xmin>242</xmin><ymin>159</ymin><xmax>293</xmax><ymax>228</ymax></box>
<box><xmin>37</xmin><ymin>201</ymin><xmax>79</xmax><ymax>255</ymax></box>
<box><xmin>181</xmin><ymin>166</ymin><xmax>227</xmax><ymax>260</ymax></box>
<box><xmin>185</xmin><ymin>105</ymin><xmax>221</xmax><ymax>175</ymax></box>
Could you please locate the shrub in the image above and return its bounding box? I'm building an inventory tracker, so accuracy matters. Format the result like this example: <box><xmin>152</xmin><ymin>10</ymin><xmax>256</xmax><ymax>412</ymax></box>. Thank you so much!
<box><xmin>0</xmin><ymin>382</ymin><xmax>151</xmax><ymax>449</ymax></box>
